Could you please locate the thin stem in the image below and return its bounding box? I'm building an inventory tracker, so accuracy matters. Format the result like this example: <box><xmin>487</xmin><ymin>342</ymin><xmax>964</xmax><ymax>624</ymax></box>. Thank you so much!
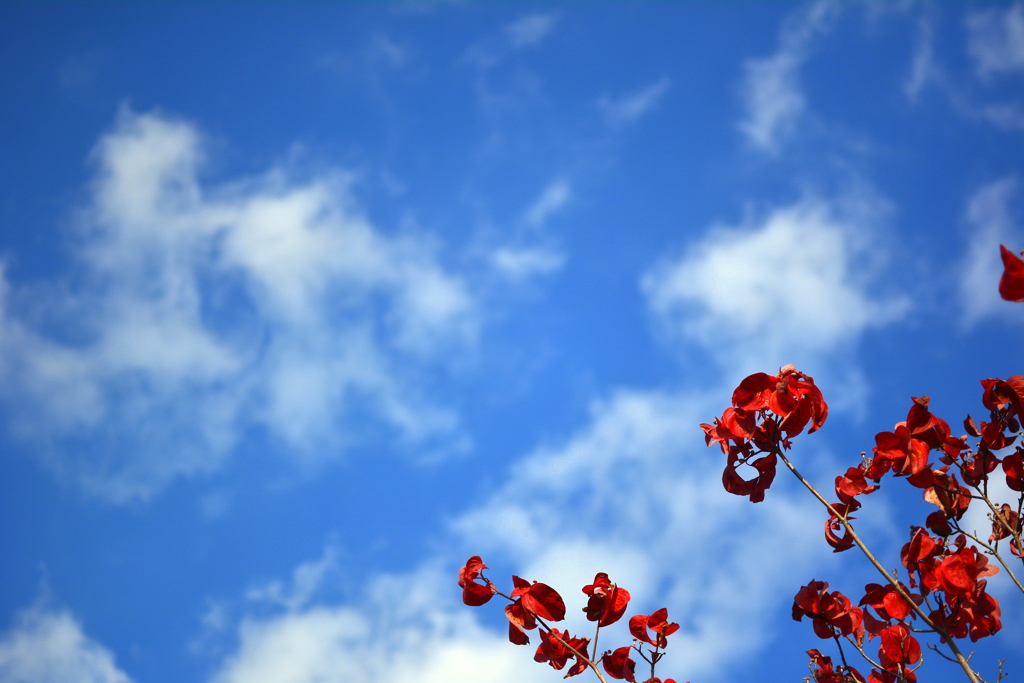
<box><xmin>970</xmin><ymin>485</ymin><xmax>1024</xmax><ymax>564</ymax></box>
<box><xmin>775</xmin><ymin>449</ymin><xmax>984</xmax><ymax>683</ymax></box>
<box><xmin>537</xmin><ymin>616</ymin><xmax>610</xmax><ymax>683</ymax></box>
<box><xmin>843</xmin><ymin>634</ymin><xmax>882</xmax><ymax>670</ymax></box>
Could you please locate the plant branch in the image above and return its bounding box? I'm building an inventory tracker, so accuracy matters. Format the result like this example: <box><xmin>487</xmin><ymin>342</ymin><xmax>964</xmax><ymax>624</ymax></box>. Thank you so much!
<box><xmin>775</xmin><ymin>449</ymin><xmax>984</xmax><ymax>683</ymax></box>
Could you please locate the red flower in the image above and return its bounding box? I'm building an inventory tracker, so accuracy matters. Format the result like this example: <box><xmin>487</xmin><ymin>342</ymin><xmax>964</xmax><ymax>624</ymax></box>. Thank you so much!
<box><xmin>504</xmin><ymin>599</ymin><xmax>537</xmax><ymax>645</ymax></box>
<box><xmin>731</xmin><ymin>365</ymin><xmax>828</xmax><ymax>436</ymax></box>
<box><xmin>722</xmin><ymin>449</ymin><xmax>777</xmax><ymax>504</ymax></box>
<box><xmin>989</xmin><ymin>503</ymin><xmax>1022</xmax><ymax>543</ymax></box>
<box><xmin>835</xmin><ymin>465</ymin><xmax>877</xmax><ymax>505</ymax></box>
<box><xmin>629</xmin><ymin>608</ymin><xmax>680</xmax><ymax>648</ymax></box>
<box><xmin>511</xmin><ymin>575</ymin><xmax>567</xmax><ymax>621</ymax></box>
<box><xmin>878</xmin><ymin>623</ymin><xmax>921</xmax><ymax>667</ymax></box>
<box><xmin>582</xmin><ymin>573</ymin><xmax>631</xmax><ymax>627</ymax></box>
<box><xmin>602</xmin><ymin>646</ymin><xmax>637</xmax><ymax>682</ymax></box>
<box><xmin>859</xmin><ymin>583</ymin><xmax>919</xmax><ymax>626</ymax></box>
<box><xmin>824</xmin><ymin>503</ymin><xmax>857</xmax><ymax>553</ymax></box>
<box><xmin>458</xmin><ymin>556</ymin><xmax>494</xmax><ymax>606</ymax></box>
<box><xmin>807</xmin><ymin>649</ymin><xmax>866</xmax><ymax>683</ymax></box>
<box><xmin>792</xmin><ymin>581</ymin><xmax>864</xmax><ymax>642</ymax></box>
<box><xmin>998</xmin><ymin>244</ymin><xmax>1024</xmax><ymax>302</ymax></box>
<box><xmin>533</xmin><ymin>628</ymin><xmax>590</xmax><ymax>676</ymax></box>
<box><xmin>1004</xmin><ymin>449</ymin><xmax>1024</xmax><ymax>492</ymax></box>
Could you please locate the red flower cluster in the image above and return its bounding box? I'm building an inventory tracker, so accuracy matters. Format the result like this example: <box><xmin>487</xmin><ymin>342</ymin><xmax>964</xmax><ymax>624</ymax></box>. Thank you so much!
<box><xmin>629</xmin><ymin>608</ymin><xmax>679</xmax><ymax>649</ymax></box>
<box><xmin>806</xmin><ymin>649</ymin><xmax>865</xmax><ymax>683</ymax></box>
<box><xmin>602</xmin><ymin>608</ymin><xmax>679</xmax><ymax>683</ymax></box>
<box><xmin>535</xmin><ymin>628</ymin><xmax>590</xmax><ymax>676</ymax></box>
<box><xmin>458</xmin><ymin>559</ymin><xmax>686</xmax><ymax>683</ymax></box>
<box><xmin>792</xmin><ymin>581</ymin><xmax>864</xmax><ymax>641</ymax></box>
<box><xmin>702</xmin><ymin>365</ymin><xmax>827</xmax><ymax>502</ymax></box>
<box><xmin>898</xmin><ymin>531</ymin><xmax>1002</xmax><ymax>643</ymax></box>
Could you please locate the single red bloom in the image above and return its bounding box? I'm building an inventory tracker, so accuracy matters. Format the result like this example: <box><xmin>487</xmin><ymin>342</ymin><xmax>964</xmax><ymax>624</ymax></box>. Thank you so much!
<box><xmin>582</xmin><ymin>573</ymin><xmax>631</xmax><ymax>627</ymax></box>
<box><xmin>1004</xmin><ymin>449</ymin><xmax>1024</xmax><ymax>492</ymax></box>
<box><xmin>990</xmin><ymin>503</ymin><xmax>1022</xmax><ymax>543</ymax></box>
<box><xmin>505</xmin><ymin>599</ymin><xmax>537</xmax><ymax>645</ymax></box>
<box><xmin>722</xmin><ymin>450</ymin><xmax>777</xmax><ymax>503</ymax></box>
<box><xmin>859</xmin><ymin>583</ymin><xmax>919</xmax><ymax>624</ymax></box>
<box><xmin>998</xmin><ymin>244</ymin><xmax>1024</xmax><ymax>302</ymax></box>
<box><xmin>628</xmin><ymin>607</ymin><xmax>680</xmax><ymax>649</ymax></box>
<box><xmin>807</xmin><ymin>649</ymin><xmax>866</xmax><ymax>683</ymax></box>
<box><xmin>835</xmin><ymin>465</ymin><xmax>877</xmax><ymax>504</ymax></box>
<box><xmin>458</xmin><ymin>556</ymin><xmax>494</xmax><ymax>606</ymax></box>
<box><xmin>602</xmin><ymin>646</ymin><xmax>637</xmax><ymax>682</ymax></box>
<box><xmin>792</xmin><ymin>581</ymin><xmax>864</xmax><ymax>642</ymax></box>
<box><xmin>510</xmin><ymin>576</ymin><xmax>566</xmax><ymax>622</ymax></box>
<box><xmin>879</xmin><ymin>623</ymin><xmax>921</xmax><ymax>667</ymax></box>
<box><xmin>534</xmin><ymin>628</ymin><xmax>590</xmax><ymax>676</ymax></box>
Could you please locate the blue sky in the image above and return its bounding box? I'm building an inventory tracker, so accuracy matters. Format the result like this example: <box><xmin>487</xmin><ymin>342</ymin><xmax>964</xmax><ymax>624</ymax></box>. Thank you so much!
<box><xmin>1</xmin><ymin>3</ymin><xmax>1024</xmax><ymax>682</ymax></box>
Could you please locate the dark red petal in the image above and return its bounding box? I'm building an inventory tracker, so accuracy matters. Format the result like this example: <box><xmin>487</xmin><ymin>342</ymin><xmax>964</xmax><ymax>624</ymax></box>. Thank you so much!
<box><xmin>732</xmin><ymin>373</ymin><xmax>775</xmax><ymax>410</ymax></box>
<box><xmin>999</xmin><ymin>245</ymin><xmax>1024</xmax><ymax>302</ymax></box>
<box><xmin>522</xmin><ymin>583</ymin><xmax>566</xmax><ymax>621</ymax></box>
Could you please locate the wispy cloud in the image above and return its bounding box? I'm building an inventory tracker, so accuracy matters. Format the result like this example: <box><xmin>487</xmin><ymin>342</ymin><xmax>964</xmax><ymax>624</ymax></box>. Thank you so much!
<box><xmin>642</xmin><ymin>195</ymin><xmax>908</xmax><ymax>375</ymax></box>
<box><xmin>0</xmin><ymin>600</ymin><xmax>131</xmax><ymax>683</ymax></box>
<box><xmin>505</xmin><ymin>13</ymin><xmax>557</xmax><ymax>49</ymax></box>
<box><xmin>211</xmin><ymin>561</ymin><xmax>534</xmax><ymax>683</ymax></box>
<box><xmin>738</xmin><ymin>1</ymin><xmax>840</xmax><ymax>153</ymax></box>
<box><xmin>524</xmin><ymin>178</ymin><xmax>570</xmax><ymax>227</ymax></box>
<box><xmin>0</xmin><ymin>108</ymin><xmax>481</xmax><ymax>501</ymax></box>
<box><xmin>960</xmin><ymin>178</ymin><xmax>1024</xmax><ymax>327</ymax></box>
<box><xmin>967</xmin><ymin>3</ymin><xmax>1024</xmax><ymax>79</ymax></box>
<box><xmin>905</xmin><ymin>17</ymin><xmax>939</xmax><ymax>102</ymax></box>
<box><xmin>491</xmin><ymin>247</ymin><xmax>564</xmax><ymax>281</ymax></box>
<box><xmin>598</xmin><ymin>77</ymin><xmax>671</xmax><ymax>127</ymax></box>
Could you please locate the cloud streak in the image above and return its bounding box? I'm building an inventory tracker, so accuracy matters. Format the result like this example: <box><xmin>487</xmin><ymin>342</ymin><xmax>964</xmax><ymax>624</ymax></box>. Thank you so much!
<box><xmin>598</xmin><ymin>77</ymin><xmax>671</xmax><ymax>127</ymax></box>
<box><xmin>738</xmin><ymin>1</ymin><xmax>839</xmax><ymax>153</ymax></box>
<box><xmin>967</xmin><ymin>3</ymin><xmax>1024</xmax><ymax>79</ymax></box>
<box><xmin>960</xmin><ymin>178</ymin><xmax>1024</xmax><ymax>327</ymax></box>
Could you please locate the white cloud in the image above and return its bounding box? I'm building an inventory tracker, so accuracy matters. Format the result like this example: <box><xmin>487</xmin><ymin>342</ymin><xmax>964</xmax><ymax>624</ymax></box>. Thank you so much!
<box><xmin>505</xmin><ymin>13</ymin><xmax>557</xmax><ymax>49</ymax></box>
<box><xmin>738</xmin><ymin>1</ymin><xmax>839</xmax><ymax>153</ymax></box>
<box><xmin>492</xmin><ymin>247</ymin><xmax>564</xmax><ymax>281</ymax></box>
<box><xmin>0</xmin><ymin>107</ymin><xmax>479</xmax><ymax>501</ymax></box>
<box><xmin>0</xmin><ymin>602</ymin><xmax>131</xmax><ymax>683</ymax></box>
<box><xmin>967</xmin><ymin>3</ymin><xmax>1024</xmax><ymax>79</ymax></box>
<box><xmin>211</xmin><ymin>563</ymin><xmax>535</xmax><ymax>683</ymax></box>
<box><xmin>960</xmin><ymin>178</ymin><xmax>1024</xmax><ymax>326</ymax></box>
<box><xmin>642</xmin><ymin>196</ymin><xmax>908</xmax><ymax>374</ymax></box>
<box><xmin>598</xmin><ymin>77</ymin><xmax>671</xmax><ymax>126</ymax></box>
<box><xmin>524</xmin><ymin>178</ymin><xmax>570</xmax><ymax>227</ymax></box>
<box><xmin>905</xmin><ymin>18</ymin><xmax>939</xmax><ymax>102</ymax></box>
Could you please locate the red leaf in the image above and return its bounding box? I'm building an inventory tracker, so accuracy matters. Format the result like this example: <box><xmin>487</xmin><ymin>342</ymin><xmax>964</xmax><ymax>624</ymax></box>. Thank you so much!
<box><xmin>603</xmin><ymin>646</ymin><xmax>637</xmax><ymax>682</ymax></box>
<box><xmin>458</xmin><ymin>556</ymin><xmax>494</xmax><ymax>606</ymax></box>
<box><xmin>582</xmin><ymin>573</ymin><xmax>631</xmax><ymax>627</ymax></box>
<box><xmin>522</xmin><ymin>583</ymin><xmax>566</xmax><ymax>621</ymax></box>
<box><xmin>999</xmin><ymin>244</ymin><xmax>1024</xmax><ymax>302</ymax></box>
<box><xmin>732</xmin><ymin>373</ymin><xmax>775</xmax><ymax>410</ymax></box>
